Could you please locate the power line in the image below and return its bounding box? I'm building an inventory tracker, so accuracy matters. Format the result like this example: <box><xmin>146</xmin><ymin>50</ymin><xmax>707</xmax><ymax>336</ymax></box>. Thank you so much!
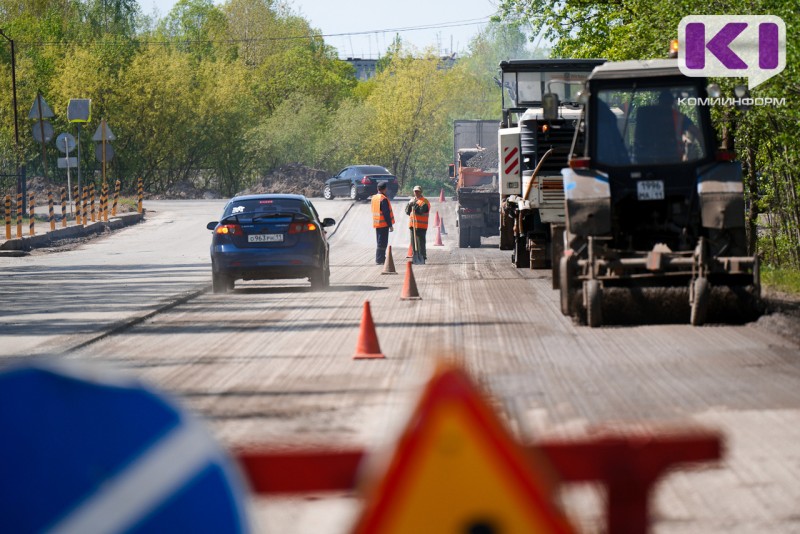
<box><xmin>16</xmin><ymin>16</ymin><xmax>493</xmax><ymax>47</ymax></box>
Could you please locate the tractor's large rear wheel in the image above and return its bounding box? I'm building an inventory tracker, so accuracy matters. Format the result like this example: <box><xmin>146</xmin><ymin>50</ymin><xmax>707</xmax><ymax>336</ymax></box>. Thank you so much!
<box><xmin>690</xmin><ymin>277</ymin><xmax>709</xmax><ymax>326</ymax></box>
<box><xmin>559</xmin><ymin>255</ymin><xmax>575</xmax><ymax>316</ymax></box>
<box><xmin>585</xmin><ymin>279</ymin><xmax>603</xmax><ymax>328</ymax></box>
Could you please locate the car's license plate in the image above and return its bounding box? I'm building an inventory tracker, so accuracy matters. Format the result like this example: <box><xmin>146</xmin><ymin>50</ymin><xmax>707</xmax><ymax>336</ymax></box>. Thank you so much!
<box><xmin>637</xmin><ymin>180</ymin><xmax>664</xmax><ymax>201</ymax></box>
<box><xmin>248</xmin><ymin>233</ymin><xmax>284</xmax><ymax>243</ymax></box>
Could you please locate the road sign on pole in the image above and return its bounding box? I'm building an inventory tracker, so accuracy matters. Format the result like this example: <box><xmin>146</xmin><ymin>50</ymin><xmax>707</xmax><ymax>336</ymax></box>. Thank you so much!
<box><xmin>353</xmin><ymin>363</ymin><xmax>574</xmax><ymax>533</ymax></box>
<box><xmin>28</xmin><ymin>94</ymin><xmax>54</xmax><ymax>119</ymax></box>
<box><xmin>56</xmin><ymin>132</ymin><xmax>76</xmax><ymax>153</ymax></box>
<box><xmin>67</xmin><ymin>98</ymin><xmax>91</xmax><ymax>123</ymax></box>
<box><xmin>57</xmin><ymin>157</ymin><xmax>77</xmax><ymax>168</ymax></box>
<box><xmin>31</xmin><ymin>120</ymin><xmax>53</xmax><ymax>143</ymax></box>
<box><xmin>0</xmin><ymin>363</ymin><xmax>251</xmax><ymax>533</ymax></box>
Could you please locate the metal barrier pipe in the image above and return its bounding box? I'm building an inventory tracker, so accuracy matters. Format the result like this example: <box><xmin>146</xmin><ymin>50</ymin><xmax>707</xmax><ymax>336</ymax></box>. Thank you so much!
<box><xmin>48</xmin><ymin>191</ymin><xmax>54</xmax><ymax>231</ymax></box>
<box><xmin>81</xmin><ymin>186</ymin><xmax>87</xmax><ymax>227</ymax></box>
<box><xmin>61</xmin><ymin>187</ymin><xmax>67</xmax><ymax>228</ymax></box>
<box><xmin>112</xmin><ymin>180</ymin><xmax>120</xmax><ymax>216</ymax></box>
<box><xmin>28</xmin><ymin>192</ymin><xmax>34</xmax><ymax>236</ymax></box>
<box><xmin>16</xmin><ymin>192</ymin><xmax>22</xmax><ymax>238</ymax></box>
<box><xmin>90</xmin><ymin>184</ymin><xmax>95</xmax><ymax>222</ymax></box>
<box><xmin>4</xmin><ymin>195</ymin><xmax>10</xmax><ymax>240</ymax></box>
<box><xmin>102</xmin><ymin>183</ymin><xmax>108</xmax><ymax>222</ymax></box>
<box><xmin>137</xmin><ymin>177</ymin><xmax>143</xmax><ymax>214</ymax></box>
<box><xmin>73</xmin><ymin>185</ymin><xmax>80</xmax><ymax>225</ymax></box>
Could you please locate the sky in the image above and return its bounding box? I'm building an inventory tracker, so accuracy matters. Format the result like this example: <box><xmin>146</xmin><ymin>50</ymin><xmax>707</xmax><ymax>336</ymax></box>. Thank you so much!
<box><xmin>139</xmin><ymin>0</ymin><xmax>500</xmax><ymax>59</ymax></box>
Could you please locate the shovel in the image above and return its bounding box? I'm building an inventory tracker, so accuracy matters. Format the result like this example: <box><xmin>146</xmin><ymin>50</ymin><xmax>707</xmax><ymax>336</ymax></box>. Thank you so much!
<box><xmin>411</xmin><ymin>207</ymin><xmax>425</xmax><ymax>265</ymax></box>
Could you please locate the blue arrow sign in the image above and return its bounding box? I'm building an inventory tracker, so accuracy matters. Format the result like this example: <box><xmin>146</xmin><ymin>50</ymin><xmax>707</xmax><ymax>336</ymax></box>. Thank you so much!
<box><xmin>0</xmin><ymin>363</ymin><xmax>251</xmax><ymax>533</ymax></box>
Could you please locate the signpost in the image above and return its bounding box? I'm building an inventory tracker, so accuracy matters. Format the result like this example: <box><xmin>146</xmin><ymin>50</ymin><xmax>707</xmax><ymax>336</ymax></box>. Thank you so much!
<box><xmin>67</xmin><ymin>99</ymin><xmax>91</xmax><ymax>200</ymax></box>
<box><xmin>56</xmin><ymin>132</ymin><xmax>77</xmax><ymax>213</ymax></box>
<box><xmin>92</xmin><ymin>119</ymin><xmax>115</xmax><ymax>187</ymax></box>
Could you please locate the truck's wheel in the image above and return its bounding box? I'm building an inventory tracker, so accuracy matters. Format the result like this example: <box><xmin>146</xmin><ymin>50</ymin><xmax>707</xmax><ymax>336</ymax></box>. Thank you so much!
<box><xmin>559</xmin><ymin>255</ymin><xmax>574</xmax><ymax>316</ymax></box>
<box><xmin>458</xmin><ymin>226</ymin><xmax>469</xmax><ymax>248</ymax></box>
<box><xmin>513</xmin><ymin>236</ymin><xmax>529</xmax><ymax>268</ymax></box>
<box><xmin>585</xmin><ymin>280</ymin><xmax>603</xmax><ymax>327</ymax></box>
<box><xmin>529</xmin><ymin>238</ymin><xmax>547</xmax><ymax>269</ymax></box>
<box><xmin>690</xmin><ymin>277</ymin><xmax>709</xmax><ymax>326</ymax></box>
<box><xmin>551</xmin><ymin>225</ymin><xmax>565</xmax><ymax>290</ymax></box>
<box><xmin>469</xmin><ymin>227</ymin><xmax>481</xmax><ymax>248</ymax></box>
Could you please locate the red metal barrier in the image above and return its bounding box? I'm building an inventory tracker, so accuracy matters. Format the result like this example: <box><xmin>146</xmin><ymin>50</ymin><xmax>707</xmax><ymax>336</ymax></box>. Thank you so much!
<box><xmin>234</xmin><ymin>431</ymin><xmax>721</xmax><ymax>533</ymax></box>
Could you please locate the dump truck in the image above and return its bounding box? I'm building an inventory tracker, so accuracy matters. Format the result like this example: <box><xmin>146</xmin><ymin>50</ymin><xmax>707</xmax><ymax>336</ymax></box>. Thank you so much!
<box><xmin>449</xmin><ymin>120</ymin><xmax>500</xmax><ymax>248</ymax></box>
<box><xmin>497</xmin><ymin>59</ymin><xmax>606</xmax><ymax>268</ymax></box>
<box><xmin>557</xmin><ymin>58</ymin><xmax>760</xmax><ymax>326</ymax></box>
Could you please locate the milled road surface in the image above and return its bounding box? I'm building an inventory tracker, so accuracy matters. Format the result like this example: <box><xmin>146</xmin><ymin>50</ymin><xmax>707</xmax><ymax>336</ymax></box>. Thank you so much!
<box><xmin>1</xmin><ymin>198</ymin><xmax>799</xmax><ymax>533</ymax></box>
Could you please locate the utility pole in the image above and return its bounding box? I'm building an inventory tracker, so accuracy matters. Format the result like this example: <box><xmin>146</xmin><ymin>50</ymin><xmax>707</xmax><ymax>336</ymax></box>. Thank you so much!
<box><xmin>0</xmin><ymin>29</ymin><xmax>25</xmax><ymax>213</ymax></box>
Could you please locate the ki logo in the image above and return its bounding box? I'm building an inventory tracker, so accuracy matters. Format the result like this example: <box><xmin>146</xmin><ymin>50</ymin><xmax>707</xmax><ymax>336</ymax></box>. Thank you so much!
<box><xmin>678</xmin><ymin>15</ymin><xmax>786</xmax><ymax>89</ymax></box>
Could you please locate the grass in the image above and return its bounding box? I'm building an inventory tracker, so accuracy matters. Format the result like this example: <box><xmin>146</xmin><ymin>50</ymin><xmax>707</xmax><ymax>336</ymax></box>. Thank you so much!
<box><xmin>761</xmin><ymin>265</ymin><xmax>800</xmax><ymax>295</ymax></box>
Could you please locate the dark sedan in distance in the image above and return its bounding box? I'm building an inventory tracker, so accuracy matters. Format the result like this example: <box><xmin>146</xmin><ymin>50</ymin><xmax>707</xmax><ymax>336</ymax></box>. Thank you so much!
<box><xmin>323</xmin><ymin>165</ymin><xmax>398</xmax><ymax>201</ymax></box>
<box><xmin>207</xmin><ymin>194</ymin><xmax>335</xmax><ymax>293</ymax></box>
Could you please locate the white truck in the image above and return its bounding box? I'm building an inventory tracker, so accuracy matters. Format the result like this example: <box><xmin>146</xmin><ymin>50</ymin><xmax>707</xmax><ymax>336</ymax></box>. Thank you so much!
<box><xmin>497</xmin><ymin>59</ymin><xmax>605</xmax><ymax>268</ymax></box>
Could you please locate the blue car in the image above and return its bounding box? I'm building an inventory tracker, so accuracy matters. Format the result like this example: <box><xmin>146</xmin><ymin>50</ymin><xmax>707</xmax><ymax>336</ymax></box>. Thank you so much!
<box><xmin>206</xmin><ymin>194</ymin><xmax>335</xmax><ymax>293</ymax></box>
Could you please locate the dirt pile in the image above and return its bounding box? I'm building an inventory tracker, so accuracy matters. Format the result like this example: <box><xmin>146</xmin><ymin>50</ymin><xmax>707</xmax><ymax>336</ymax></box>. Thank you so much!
<box><xmin>238</xmin><ymin>163</ymin><xmax>329</xmax><ymax>198</ymax></box>
<box><xmin>464</xmin><ymin>145</ymin><xmax>499</xmax><ymax>171</ymax></box>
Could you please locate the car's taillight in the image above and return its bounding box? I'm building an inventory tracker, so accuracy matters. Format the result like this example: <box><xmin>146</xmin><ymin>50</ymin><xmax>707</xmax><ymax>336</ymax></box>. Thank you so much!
<box><xmin>215</xmin><ymin>224</ymin><xmax>242</xmax><ymax>235</ymax></box>
<box><xmin>569</xmin><ymin>157</ymin><xmax>591</xmax><ymax>169</ymax></box>
<box><xmin>360</xmin><ymin>176</ymin><xmax>371</xmax><ymax>185</ymax></box>
<box><xmin>715</xmin><ymin>149</ymin><xmax>736</xmax><ymax>162</ymax></box>
<box><xmin>288</xmin><ymin>222</ymin><xmax>317</xmax><ymax>234</ymax></box>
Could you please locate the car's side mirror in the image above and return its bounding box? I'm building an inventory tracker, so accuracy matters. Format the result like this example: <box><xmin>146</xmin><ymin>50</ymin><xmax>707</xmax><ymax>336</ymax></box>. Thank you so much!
<box><xmin>322</xmin><ymin>218</ymin><xmax>336</xmax><ymax>228</ymax></box>
<box><xmin>206</xmin><ymin>221</ymin><xmax>218</xmax><ymax>231</ymax></box>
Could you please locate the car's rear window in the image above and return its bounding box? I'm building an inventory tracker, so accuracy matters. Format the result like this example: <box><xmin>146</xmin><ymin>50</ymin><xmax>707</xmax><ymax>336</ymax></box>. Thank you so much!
<box><xmin>356</xmin><ymin>166</ymin><xmax>392</xmax><ymax>175</ymax></box>
<box><xmin>223</xmin><ymin>198</ymin><xmax>313</xmax><ymax>219</ymax></box>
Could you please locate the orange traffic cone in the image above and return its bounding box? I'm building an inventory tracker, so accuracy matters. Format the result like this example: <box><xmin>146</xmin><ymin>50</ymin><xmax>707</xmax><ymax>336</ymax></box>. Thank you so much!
<box><xmin>400</xmin><ymin>261</ymin><xmax>422</xmax><ymax>300</ymax></box>
<box><xmin>433</xmin><ymin>210</ymin><xmax>441</xmax><ymax>228</ymax></box>
<box><xmin>439</xmin><ymin>188</ymin><xmax>446</xmax><ymax>202</ymax></box>
<box><xmin>382</xmin><ymin>245</ymin><xmax>397</xmax><ymax>274</ymax></box>
<box><xmin>433</xmin><ymin>223</ymin><xmax>443</xmax><ymax>246</ymax></box>
<box><xmin>406</xmin><ymin>242</ymin><xmax>413</xmax><ymax>258</ymax></box>
<box><xmin>353</xmin><ymin>301</ymin><xmax>385</xmax><ymax>359</ymax></box>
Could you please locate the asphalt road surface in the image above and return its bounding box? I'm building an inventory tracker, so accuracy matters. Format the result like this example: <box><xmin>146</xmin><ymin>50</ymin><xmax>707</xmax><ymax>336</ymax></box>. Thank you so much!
<box><xmin>1</xmin><ymin>198</ymin><xmax>799</xmax><ymax>533</ymax></box>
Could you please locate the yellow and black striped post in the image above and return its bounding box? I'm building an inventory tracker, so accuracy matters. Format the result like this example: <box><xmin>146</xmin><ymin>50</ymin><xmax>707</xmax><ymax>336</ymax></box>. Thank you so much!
<box><xmin>81</xmin><ymin>186</ymin><xmax>88</xmax><ymax>227</ymax></box>
<box><xmin>16</xmin><ymin>193</ymin><xmax>22</xmax><ymax>238</ymax></box>
<box><xmin>4</xmin><ymin>195</ymin><xmax>10</xmax><ymax>240</ymax></box>
<box><xmin>29</xmin><ymin>193</ymin><xmax>35</xmax><ymax>236</ymax></box>
<box><xmin>48</xmin><ymin>192</ymin><xmax>55</xmax><ymax>232</ymax></box>
<box><xmin>102</xmin><ymin>182</ymin><xmax>108</xmax><ymax>222</ymax></box>
<box><xmin>90</xmin><ymin>184</ymin><xmax>96</xmax><ymax>222</ymax></box>
<box><xmin>73</xmin><ymin>185</ymin><xmax>80</xmax><ymax>225</ymax></box>
<box><xmin>112</xmin><ymin>180</ymin><xmax>120</xmax><ymax>217</ymax></box>
<box><xmin>61</xmin><ymin>188</ymin><xmax>67</xmax><ymax>228</ymax></box>
<box><xmin>137</xmin><ymin>177</ymin><xmax>143</xmax><ymax>214</ymax></box>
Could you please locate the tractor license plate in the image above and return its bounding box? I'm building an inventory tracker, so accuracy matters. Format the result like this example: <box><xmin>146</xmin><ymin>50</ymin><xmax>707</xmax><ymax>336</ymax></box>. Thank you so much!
<box><xmin>637</xmin><ymin>180</ymin><xmax>664</xmax><ymax>201</ymax></box>
<box><xmin>248</xmin><ymin>234</ymin><xmax>284</xmax><ymax>243</ymax></box>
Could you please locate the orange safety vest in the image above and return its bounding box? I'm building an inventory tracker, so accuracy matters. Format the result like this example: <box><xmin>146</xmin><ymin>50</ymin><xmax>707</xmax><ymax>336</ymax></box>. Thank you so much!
<box><xmin>371</xmin><ymin>194</ymin><xmax>395</xmax><ymax>228</ymax></box>
<box><xmin>408</xmin><ymin>197</ymin><xmax>430</xmax><ymax>229</ymax></box>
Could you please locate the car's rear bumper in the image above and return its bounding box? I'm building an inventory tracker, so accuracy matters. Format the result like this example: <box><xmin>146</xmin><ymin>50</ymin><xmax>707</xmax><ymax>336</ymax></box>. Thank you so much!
<box><xmin>212</xmin><ymin>245</ymin><xmax>324</xmax><ymax>280</ymax></box>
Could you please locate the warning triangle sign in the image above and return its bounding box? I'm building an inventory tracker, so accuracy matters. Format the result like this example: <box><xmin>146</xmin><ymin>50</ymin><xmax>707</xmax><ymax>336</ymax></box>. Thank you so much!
<box><xmin>353</xmin><ymin>363</ymin><xmax>574</xmax><ymax>534</ymax></box>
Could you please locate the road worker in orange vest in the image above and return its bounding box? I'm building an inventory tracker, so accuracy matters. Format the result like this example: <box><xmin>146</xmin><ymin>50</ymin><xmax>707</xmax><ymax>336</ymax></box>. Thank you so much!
<box><xmin>371</xmin><ymin>181</ymin><xmax>395</xmax><ymax>264</ymax></box>
<box><xmin>405</xmin><ymin>185</ymin><xmax>430</xmax><ymax>262</ymax></box>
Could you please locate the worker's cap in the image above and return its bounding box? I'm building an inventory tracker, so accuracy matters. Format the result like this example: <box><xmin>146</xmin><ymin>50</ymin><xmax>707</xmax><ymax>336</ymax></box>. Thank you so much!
<box><xmin>377</xmin><ymin>181</ymin><xmax>388</xmax><ymax>190</ymax></box>
<box><xmin>413</xmin><ymin>186</ymin><xmax>422</xmax><ymax>192</ymax></box>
